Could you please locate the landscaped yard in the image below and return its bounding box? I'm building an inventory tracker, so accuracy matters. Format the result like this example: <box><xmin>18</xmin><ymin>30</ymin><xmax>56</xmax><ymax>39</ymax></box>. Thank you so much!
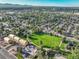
<box><xmin>29</xmin><ymin>34</ymin><xmax>63</xmax><ymax>48</ymax></box>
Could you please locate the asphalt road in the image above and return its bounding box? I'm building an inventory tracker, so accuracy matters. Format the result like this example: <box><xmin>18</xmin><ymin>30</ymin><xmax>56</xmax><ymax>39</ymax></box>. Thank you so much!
<box><xmin>0</xmin><ymin>47</ymin><xmax>17</xmax><ymax>59</ymax></box>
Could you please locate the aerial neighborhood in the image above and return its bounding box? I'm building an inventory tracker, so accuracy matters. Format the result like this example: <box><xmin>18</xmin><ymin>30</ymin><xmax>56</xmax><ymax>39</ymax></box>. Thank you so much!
<box><xmin>0</xmin><ymin>3</ymin><xmax>79</xmax><ymax>59</ymax></box>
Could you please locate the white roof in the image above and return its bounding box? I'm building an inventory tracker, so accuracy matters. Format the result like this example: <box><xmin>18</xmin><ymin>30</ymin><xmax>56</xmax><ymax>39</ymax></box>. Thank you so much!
<box><xmin>4</xmin><ymin>37</ymin><xmax>10</xmax><ymax>43</ymax></box>
<box><xmin>8</xmin><ymin>34</ymin><xmax>15</xmax><ymax>39</ymax></box>
<box><xmin>14</xmin><ymin>36</ymin><xmax>20</xmax><ymax>43</ymax></box>
<box><xmin>19</xmin><ymin>39</ymin><xmax>28</xmax><ymax>46</ymax></box>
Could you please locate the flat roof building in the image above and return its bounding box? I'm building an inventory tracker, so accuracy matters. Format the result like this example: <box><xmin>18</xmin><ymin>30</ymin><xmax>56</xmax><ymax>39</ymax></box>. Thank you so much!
<box><xmin>19</xmin><ymin>39</ymin><xmax>28</xmax><ymax>46</ymax></box>
<box><xmin>4</xmin><ymin>34</ymin><xmax>28</xmax><ymax>46</ymax></box>
<box><xmin>8</xmin><ymin>34</ymin><xmax>15</xmax><ymax>39</ymax></box>
<box><xmin>4</xmin><ymin>37</ymin><xmax>11</xmax><ymax>43</ymax></box>
<box><xmin>13</xmin><ymin>36</ymin><xmax>20</xmax><ymax>43</ymax></box>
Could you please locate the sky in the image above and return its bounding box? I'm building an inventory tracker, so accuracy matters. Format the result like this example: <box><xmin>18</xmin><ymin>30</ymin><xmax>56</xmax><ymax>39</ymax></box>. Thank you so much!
<box><xmin>0</xmin><ymin>0</ymin><xmax>79</xmax><ymax>7</ymax></box>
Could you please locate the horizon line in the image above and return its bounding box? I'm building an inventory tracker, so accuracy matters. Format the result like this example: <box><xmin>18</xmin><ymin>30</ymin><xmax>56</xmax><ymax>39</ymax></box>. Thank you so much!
<box><xmin>0</xmin><ymin>3</ymin><xmax>79</xmax><ymax>7</ymax></box>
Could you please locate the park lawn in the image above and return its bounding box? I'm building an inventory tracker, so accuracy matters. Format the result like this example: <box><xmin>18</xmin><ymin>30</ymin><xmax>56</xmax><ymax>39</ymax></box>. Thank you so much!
<box><xmin>29</xmin><ymin>34</ymin><xmax>62</xmax><ymax>48</ymax></box>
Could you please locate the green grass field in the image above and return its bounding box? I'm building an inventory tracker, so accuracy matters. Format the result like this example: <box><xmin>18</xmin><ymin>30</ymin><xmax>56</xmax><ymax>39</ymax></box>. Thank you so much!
<box><xmin>29</xmin><ymin>34</ymin><xmax>62</xmax><ymax>48</ymax></box>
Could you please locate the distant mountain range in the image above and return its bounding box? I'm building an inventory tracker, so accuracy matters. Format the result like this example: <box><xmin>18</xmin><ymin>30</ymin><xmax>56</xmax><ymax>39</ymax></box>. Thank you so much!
<box><xmin>0</xmin><ymin>3</ymin><xmax>32</xmax><ymax>8</ymax></box>
<box><xmin>0</xmin><ymin>3</ymin><xmax>79</xmax><ymax>10</ymax></box>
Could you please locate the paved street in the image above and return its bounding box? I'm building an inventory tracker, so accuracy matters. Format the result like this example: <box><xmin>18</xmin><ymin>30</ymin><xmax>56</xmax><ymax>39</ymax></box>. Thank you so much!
<box><xmin>0</xmin><ymin>47</ymin><xmax>17</xmax><ymax>59</ymax></box>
